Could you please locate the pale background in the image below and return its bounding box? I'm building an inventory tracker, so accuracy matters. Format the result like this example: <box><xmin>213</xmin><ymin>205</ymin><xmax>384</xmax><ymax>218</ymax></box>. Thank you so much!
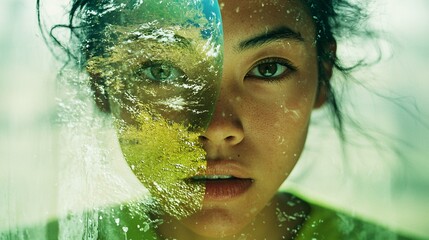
<box><xmin>1</xmin><ymin>0</ymin><xmax>428</xmax><ymax>239</ymax></box>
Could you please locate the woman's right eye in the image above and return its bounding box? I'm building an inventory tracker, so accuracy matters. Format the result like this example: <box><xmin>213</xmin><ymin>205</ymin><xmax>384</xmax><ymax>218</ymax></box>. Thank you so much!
<box><xmin>245</xmin><ymin>57</ymin><xmax>297</xmax><ymax>82</ymax></box>
<box><xmin>137</xmin><ymin>62</ymin><xmax>186</xmax><ymax>83</ymax></box>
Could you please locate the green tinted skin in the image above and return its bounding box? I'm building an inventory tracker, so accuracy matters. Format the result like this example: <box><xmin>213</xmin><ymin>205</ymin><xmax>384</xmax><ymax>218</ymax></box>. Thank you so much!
<box><xmin>87</xmin><ymin>24</ymin><xmax>221</xmax><ymax>129</ymax></box>
<box><xmin>118</xmin><ymin>109</ymin><xmax>206</xmax><ymax>218</ymax></box>
<box><xmin>86</xmin><ymin>2</ymin><xmax>223</xmax><ymax>219</ymax></box>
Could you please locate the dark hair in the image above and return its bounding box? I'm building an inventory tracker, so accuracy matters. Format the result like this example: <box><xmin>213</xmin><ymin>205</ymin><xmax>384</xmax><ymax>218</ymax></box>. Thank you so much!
<box><xmin>304</xmin><ymin>0</ymin><xmax>370</xmax><ymax>139</ymax></box>
<box><xmin>37</xmin><ymin>0</ymin><xmax>371</xmax><ymax>138</ymax></box>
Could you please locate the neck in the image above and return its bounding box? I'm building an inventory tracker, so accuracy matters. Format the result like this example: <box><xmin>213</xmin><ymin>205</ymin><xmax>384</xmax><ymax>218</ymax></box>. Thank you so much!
<box><xmin>155</xmin><ymin>192</ymin><xmax>310</xmax><ymax>240</ymax></box>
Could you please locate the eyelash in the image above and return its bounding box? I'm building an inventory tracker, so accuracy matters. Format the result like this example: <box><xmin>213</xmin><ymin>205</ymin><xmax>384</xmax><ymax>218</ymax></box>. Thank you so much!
<box><xmin>245</xmin><ymin>57</ymin><xmax>297</xmax><ymax>82</ymax></box>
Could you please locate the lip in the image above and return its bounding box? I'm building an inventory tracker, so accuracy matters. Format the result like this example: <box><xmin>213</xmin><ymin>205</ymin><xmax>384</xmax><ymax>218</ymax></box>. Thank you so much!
<box><xmin>202</xmin><ymin>178</ymin><xmax>253</xmax><ymax>200</ymax></box>
<box><xmin>189</xmin><ymin>160</ymin><xmax>254</xmax><ymax>201</ymax></box>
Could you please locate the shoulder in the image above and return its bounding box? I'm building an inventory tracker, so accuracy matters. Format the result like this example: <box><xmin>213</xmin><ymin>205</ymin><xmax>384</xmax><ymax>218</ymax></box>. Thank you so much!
<box><xmin>277</xmin><ymin>192</ymin><xmax>412</xmax><ymax>240</ymax></box>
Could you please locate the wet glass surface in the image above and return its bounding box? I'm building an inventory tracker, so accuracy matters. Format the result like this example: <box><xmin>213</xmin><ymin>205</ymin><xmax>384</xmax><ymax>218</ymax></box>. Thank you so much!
<box><xmin>83</xmin><ymin>0</ymin><xmax>223</xmax><ymax>219</ymax></box>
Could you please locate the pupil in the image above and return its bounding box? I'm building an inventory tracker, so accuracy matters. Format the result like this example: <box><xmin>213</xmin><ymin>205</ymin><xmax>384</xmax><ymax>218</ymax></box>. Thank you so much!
<box><xmin>151</xmin><ymin>64</ymin><xmax>171</xmax><ymax>80</ymax></box>
<box><xmin>258</xmin><ymin>63</ymin><xmax>277</xmax><ymax>77</ymax></box>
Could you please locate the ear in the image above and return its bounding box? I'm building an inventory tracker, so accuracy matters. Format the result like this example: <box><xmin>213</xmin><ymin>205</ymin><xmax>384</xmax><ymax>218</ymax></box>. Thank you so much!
<box><xmin>314</xmin><ymin>40</ymin><xmax>337</xmax><ymax>109</ymax></box>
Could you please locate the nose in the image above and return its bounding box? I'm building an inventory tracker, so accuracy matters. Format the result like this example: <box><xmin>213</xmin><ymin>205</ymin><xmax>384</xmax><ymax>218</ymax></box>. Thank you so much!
<box><xmin>200</xmin><ymin>88</ymin><xmax>244</xmax><ymax>147</ymax></box>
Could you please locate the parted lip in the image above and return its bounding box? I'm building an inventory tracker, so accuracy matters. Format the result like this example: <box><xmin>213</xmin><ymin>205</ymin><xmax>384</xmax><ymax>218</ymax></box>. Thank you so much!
<box><xmin>187</xmin><ymin>159</ymin><xmax>253</xmax><ymax>181</ymax></box>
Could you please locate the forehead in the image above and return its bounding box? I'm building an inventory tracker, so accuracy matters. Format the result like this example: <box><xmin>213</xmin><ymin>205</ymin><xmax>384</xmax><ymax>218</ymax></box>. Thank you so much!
<box><xmin>219</xmin><ymin>0</ymin><xmax>315</xmax><ymax>41</ymax></box>
<box><xmin>219</xmin><ymin>0</ymin><xmax>311</xmax><ymax>18</ymax></box>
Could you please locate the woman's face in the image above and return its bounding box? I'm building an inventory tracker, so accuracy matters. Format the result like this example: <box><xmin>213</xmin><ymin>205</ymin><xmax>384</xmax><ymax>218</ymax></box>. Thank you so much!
<box><xmin>178</xmin><ymin>0</ymin><xmax>320</xmax><ymax>237</ymax></box>
<box><xmin>89</xmin><ymin>0</ymin><xmax>320</xmax><ymax>237</ymax></box>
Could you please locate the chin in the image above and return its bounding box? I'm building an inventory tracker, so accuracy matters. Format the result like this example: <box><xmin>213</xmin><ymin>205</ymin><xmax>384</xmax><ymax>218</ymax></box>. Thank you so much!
<box><xmin>180</xmin><ymin>207</ymin><xmax>252</xmax><ymax>238</ymax></box>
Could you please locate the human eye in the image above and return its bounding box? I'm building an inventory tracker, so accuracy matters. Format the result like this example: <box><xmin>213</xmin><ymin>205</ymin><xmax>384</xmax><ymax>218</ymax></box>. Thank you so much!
<box><xmin>137</xmin><ymin>61</ymin><xmax>187</xmax><ymax>83</ymax></box>
<box><xmin>245</xmin><ymin>58</ymin><xmax>297</xmax><ymax>81</ymax></box>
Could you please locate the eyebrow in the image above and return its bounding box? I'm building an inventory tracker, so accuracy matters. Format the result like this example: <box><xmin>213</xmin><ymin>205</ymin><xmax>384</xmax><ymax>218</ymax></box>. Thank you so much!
<box><xmin>237</xmin><ymin>26</ymin><xmax>304</xmax><ymax>52</ymax></box>
<box><xmin>125</xmin><ymin>28</ymin><xmax>193</xmax><ymax>48</ymax></box>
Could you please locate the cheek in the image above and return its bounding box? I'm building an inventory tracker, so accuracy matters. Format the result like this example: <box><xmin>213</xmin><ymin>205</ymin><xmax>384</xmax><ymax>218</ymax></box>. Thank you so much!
<box><xmin>275</xmin><ymin>97</ymin><xmax>313</xmax><ymax>155</ymax></box>
<box><xmin>264</xmin><ymin>114</ymin><xmax>309</xmax><ymax>184</ymax></box>
<box><xmin>245</xmin><ymin>90</ymin><xmax>313</xmax><ymax>171</ymax></box>
<box><xmin>255</xmin><ymin>85</ymin><xmax>315</xmax><ymax>132</ymax></box>
<box><xmin>270</xmin><ymin>107</ymin><xmax>310</xmax><ymax>159</ymax></box>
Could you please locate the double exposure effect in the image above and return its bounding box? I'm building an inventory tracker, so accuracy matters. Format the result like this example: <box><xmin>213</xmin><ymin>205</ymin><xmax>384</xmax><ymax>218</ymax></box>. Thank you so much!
<box><xmin>85</xmin><ymin>0</ymin><xmax>223</xmax><ymax>218</ymax></box>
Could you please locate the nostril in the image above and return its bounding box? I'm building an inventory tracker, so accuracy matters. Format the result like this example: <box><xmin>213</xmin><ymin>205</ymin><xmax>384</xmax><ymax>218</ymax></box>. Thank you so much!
<box><xmin>198</xmin><ymin>136</ymin><xmax>208</xmax><ymax>142</ymax></box>
<box><xmin>225</xmin><ymin>136</ymin><xmax>235</xmax><ymax>141</ymax></box>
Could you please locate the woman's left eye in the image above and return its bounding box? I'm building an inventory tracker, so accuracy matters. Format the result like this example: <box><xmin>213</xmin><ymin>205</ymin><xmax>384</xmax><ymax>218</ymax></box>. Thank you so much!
<box><xmin>246</xmin><ymin>58</ymin><xmax>296</xmax><ymax>80</ymax></box>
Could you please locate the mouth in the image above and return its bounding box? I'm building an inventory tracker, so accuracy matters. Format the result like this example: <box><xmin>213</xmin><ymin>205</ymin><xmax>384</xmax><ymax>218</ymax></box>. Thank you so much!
<box><xmin>191</xmin><ymin>175</ymin><xmax>236</xmax><ymax>180</ymax></box>
<box><xmin>188</xmin><ymin>174</ymin><xmax>254</xmax><ymax>200</ymax></box>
